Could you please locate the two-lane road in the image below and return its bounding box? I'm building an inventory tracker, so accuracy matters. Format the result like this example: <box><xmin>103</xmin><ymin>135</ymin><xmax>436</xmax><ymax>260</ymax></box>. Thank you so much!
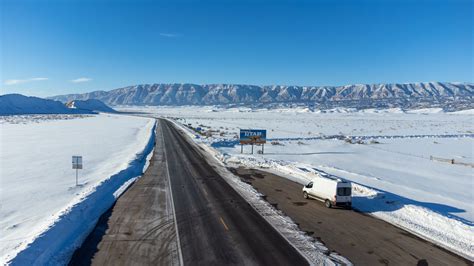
<box><xmin>160</xmin><ymin>119</ymin><xmax>308</xmax><ymax>265</ymax></box>
<box><xmin>71</xmin><ymin>119</ymin><xmax>308</xmax><ymax>265</ymax></box>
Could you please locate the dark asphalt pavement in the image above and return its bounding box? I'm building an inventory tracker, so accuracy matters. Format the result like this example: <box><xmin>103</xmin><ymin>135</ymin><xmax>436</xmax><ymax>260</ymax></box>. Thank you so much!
<box><xmin>160</xmin><ymin>119</ymin><xmax>308</xmax><ymax>265</ymax></box>
<box><xmin>70</xmin><ymin>119</ymin><xmax>308</xmax><ymax>265</ymax></box>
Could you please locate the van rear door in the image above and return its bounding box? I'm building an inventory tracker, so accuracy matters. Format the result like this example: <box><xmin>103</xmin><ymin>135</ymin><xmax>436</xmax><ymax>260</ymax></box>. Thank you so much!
<box><xmin>336</xmin><ymin>185</ymin><xmax>351</xmax><ymax>202</ymax></box>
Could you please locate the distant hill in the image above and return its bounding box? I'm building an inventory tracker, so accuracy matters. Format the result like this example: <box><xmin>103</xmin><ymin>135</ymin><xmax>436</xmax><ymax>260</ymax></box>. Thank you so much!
<box><xmin>49</xmin><ymin>82</ymin><xmax>474</xmax><ymax>110</ymax></box>
<box><xmin>66</xmin><ymin>99</ymin><xmax>117</xmax><ymax>113</ymax></box>
<box><xmin>0</xmin><ymin>94</ymin><xmax>93</xmax><ymax>115</ymax></box>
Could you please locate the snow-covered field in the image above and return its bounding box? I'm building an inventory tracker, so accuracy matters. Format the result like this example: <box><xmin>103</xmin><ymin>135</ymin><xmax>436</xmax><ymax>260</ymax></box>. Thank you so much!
<box><xmin>119</xmin><ymin>105</ymin><xmax>474</xmax><ymax>260</ymax></box>
<box><xmin>118</xmin><ymin>106</ymin><xmax>473</xmax><ymax>137</ymax></box>
<box><xmin>0</xmin><ymin>114</ymin><xmax>155</xmax><ymax>264</ymax></box>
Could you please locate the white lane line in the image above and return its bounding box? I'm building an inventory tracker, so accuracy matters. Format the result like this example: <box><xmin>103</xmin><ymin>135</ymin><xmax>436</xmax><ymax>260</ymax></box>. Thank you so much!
<box><xmin>161</xmin><ymin>120</ymin><xmax>184</xmax><ymax>266</ymax></box>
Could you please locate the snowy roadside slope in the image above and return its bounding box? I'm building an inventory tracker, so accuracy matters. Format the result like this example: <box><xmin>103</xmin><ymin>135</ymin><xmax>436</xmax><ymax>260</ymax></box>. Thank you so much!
<box><xmin>0</xmin><ymin>114</ymin><xmax>155</xmax><ymax>265</ymax></box>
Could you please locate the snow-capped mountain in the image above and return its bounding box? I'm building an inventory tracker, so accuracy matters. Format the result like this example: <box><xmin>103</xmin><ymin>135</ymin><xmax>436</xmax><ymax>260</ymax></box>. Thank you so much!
<box><xmin>66</xmin><ymin>99</ymin><xmax>117</xmax><ymax>113</ymax></box>
<box><xmin>49</xmin><ymin>82</ymin><xmax>473</xmax><ymax>109</ymax></box>
<box><xmin>0</xmin><ymin>94</ymin><xmax>93</xmax><ymax>115</ymax></box>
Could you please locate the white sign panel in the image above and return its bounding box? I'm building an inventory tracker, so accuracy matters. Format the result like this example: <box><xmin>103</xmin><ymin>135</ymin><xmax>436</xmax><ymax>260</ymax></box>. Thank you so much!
<box><xmin>72</xmin><ymin>156</ymin><xmax>83</xmax><ymax>169</ymax></box>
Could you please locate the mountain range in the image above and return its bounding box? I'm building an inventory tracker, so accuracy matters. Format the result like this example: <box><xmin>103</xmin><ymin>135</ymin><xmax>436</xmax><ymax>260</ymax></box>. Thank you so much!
<box><xmin>49</xmin><ymin>82</ymin><xmax>473</xmax><ymax>109</ymax></box>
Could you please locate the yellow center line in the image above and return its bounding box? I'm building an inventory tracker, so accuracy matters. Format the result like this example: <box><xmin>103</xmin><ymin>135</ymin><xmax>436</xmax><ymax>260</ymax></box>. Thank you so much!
<box><xmin>219</xmin><ymin>216</ymin><xmax>229</xmax><ymax>231</ymax></box>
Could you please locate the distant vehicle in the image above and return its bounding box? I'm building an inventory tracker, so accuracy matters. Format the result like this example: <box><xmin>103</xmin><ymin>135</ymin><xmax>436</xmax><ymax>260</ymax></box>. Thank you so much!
<box><xmin>302</xmin><ymin>176</ymin><xmax>352</xmax><ymax>208</ymax></box>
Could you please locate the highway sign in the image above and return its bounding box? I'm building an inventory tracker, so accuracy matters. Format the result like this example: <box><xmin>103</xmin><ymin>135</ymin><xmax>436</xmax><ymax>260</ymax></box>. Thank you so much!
<box><xmin>72</xmin><ymin>155</ymin><xmax>83</xmax><ymax>186</ymax></box>
<box><xmin>72</xmin><ymin>156</ymin><xmax>83</xmax><ymax>169</ymax></box>
<box><xmin>240</xmin><ymin>129</ymin><xmax>267</xmax><ymax>144</ymax></box>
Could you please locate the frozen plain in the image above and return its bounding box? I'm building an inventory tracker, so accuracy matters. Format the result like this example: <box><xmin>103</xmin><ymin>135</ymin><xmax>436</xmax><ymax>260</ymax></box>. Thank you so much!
<box><xmin>0</xmin><ymin>114</ymin><xmax>155</xmax><ymax>264</ymax></box>
<box><xmin>119</xmin><ymin>105</ymin><xmax>474</xmax><ymax>260</ymax></box>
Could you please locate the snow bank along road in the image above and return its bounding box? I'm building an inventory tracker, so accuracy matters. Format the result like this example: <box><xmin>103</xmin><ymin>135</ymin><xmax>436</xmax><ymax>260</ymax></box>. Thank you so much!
<box><xmin>71</xmin><ymin>119</ymin><xmax>308</xmax><ymax>265</ymax></box>
<box><xmin>70</xmin><ymin>120</ymin><xmax>180</xmax><ymax>265</ymax></box>
<box><xmin>0</xmin><ymin>114</ymin><xmax>155</xmax><ymax>264</ymax></box>
<box><xmin>230</xmin><ymin>168</ymin><xmax>470</xmax><ymax>266</ymax></box>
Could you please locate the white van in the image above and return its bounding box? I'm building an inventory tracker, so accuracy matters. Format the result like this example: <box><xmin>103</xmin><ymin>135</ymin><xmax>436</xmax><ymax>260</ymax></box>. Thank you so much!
<box><xmin>302</xmin><ymin>176</ymin><xmax>352</xmax><ymax>208</ymax></box>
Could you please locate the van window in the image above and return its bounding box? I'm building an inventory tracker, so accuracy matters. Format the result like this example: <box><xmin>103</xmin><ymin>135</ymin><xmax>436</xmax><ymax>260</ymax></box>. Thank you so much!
<box><xmin>337</xmin><ymin>187</ymin><xmax>351</xmax><ymax>196</ymax></box>
<box><xmin>306</xmin><ymin>182</ymin><xmax>313</xmax><ymax>188</ymax></box>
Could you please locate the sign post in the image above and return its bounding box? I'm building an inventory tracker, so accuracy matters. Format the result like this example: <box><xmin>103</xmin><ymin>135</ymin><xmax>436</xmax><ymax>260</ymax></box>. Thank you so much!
<box><xmin>72</xmin><ymin>156</ymin><xmax>83</xmax><ymax>186</ymax></box>
<box><xmin>239</xmin><ymin>129</ymin><xmax>267</xmax><ymax>154</ymax></box>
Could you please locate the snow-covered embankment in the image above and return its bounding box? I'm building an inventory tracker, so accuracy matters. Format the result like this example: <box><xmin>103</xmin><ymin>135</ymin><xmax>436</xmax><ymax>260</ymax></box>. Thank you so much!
<box><xmin>0</xmin><ymin>114</ymin><xmax>156</xmax><ymax>265</ymax></box>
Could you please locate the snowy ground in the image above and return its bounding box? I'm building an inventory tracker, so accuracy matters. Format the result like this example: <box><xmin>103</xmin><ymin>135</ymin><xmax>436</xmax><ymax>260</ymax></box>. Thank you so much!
<box><xmin>220</xmin><ymin>138</ymin><xmax>473</xmax><ymax>221</ymax></box>
<box><xmin>0</xmin><ymin>114</ymin><xmax>155</xmax><ymax>264</ymax></box>
<box><xmin>118</xmin><ymin>105</ymin><xmax>473</xmax><ymax>137</ymax></box>
<box><xmin>119</xmin><ymin>105</ymin><xmax>474</xmax><ymax>260</ymax></box>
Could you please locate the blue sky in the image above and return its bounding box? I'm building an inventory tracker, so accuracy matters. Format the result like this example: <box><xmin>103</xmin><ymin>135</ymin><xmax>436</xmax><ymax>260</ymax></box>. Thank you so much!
<box><xmin>1</xmin><ymin>0</ymin><xmax>472</xmax><ymax>97</ymax></box>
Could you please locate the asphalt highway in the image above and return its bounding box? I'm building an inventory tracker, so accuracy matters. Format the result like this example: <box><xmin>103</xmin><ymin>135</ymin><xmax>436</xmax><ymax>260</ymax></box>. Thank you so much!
<box><xmin>70</xmin><ymin>119</ymin><xmax>308</xmax><ymax>265</ymax></box>
<box><xmin>160</xmin><ymin>119</ymin><xmax>308</xmax><ymax>265</ymax></box>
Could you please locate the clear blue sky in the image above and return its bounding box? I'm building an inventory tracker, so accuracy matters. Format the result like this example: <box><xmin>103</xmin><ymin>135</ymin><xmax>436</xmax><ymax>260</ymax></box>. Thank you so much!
<box><xmin>1</xmin><ymin>0</ymin><xmax>472</xmax><ymax>97</ymax></box>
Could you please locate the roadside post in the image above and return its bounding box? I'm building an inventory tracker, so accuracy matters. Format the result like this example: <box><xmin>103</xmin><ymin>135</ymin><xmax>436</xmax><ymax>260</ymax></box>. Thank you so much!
<box><xmin>72</xmin><ymin>155</ymin><xmax>83</xmax><ymax>186</ymax></box>
<box><xmin>239</xmin><ymin>129</ymin><xmax>267</xmax><ymax>154</ymax></box>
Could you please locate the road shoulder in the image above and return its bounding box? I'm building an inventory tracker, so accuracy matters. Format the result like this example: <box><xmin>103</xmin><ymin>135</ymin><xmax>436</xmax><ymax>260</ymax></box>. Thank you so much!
<box><xmin>229</xmin><ymin>167</ymin><xmax>471</xmax><ymax>266</ymax></box>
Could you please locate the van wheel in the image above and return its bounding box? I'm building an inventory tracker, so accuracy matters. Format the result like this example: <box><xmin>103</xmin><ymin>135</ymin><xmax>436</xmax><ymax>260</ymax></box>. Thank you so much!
<box><xmin>325</xmin><ymin>200</ymin><xmax>332</xmax><ymax>208</ymax></box>
<box><xmin>303</xmin><ymin>192</ymin><xmax>308</xmax><ymax>199</ymax></box>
